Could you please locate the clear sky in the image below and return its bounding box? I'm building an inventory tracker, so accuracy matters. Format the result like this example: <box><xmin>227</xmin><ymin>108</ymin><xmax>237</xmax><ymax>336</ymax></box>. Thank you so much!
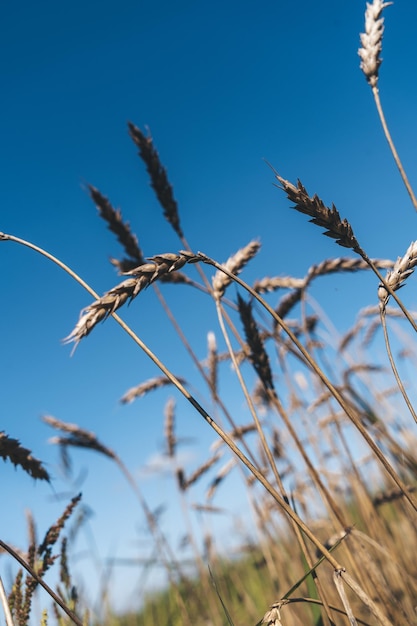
<box><xmin>1</xmin><ymin>0</ymin><xmax>417</xmax><ymax>616</ymax></box>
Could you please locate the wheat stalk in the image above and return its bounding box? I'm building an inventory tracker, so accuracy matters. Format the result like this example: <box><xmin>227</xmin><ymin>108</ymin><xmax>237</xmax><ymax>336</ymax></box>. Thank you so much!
<box><xmin>377</xmin><ymin>241</ymin><xmax>417</xmax><ymax>424</ymax></box>
<box><xmin>0</xmin><ymin>576</ymin><xmax>13</xmax><ymax>626</ymax></box>
<box><xmin>43</xmin><ymin>415</ymin><xmax>188</xmax><ymax>587</ymax></box>
<box><xmin>0</xmin><ymin>540</ymin><xmax>83</xmax><ymax>626</ymax></box>
<box><xmin>269</xmin><ymin>178</ymin><xmax>417</xmax><ymax>329</ymax></box>
<box><xmin>199</xmin><ymin>251</ymin><xmax>417</xmax><ymax>511</ymax></box>
<box><xmin>358</xmin><ymin>1</ymin><xmax>417</xmax><ymax>211</ymax></box>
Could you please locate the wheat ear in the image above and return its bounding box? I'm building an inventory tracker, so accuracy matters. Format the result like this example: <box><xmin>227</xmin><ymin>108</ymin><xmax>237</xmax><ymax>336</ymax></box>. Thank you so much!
<box><xmin>0</xmin><ymin>539</ymin><xmax>83</xmax><ymax>626</ymax></box>
<box><xmin>270</xmin><ymin>178</ymin><xmax>417</xmax><ymax>330</ymax></box>
<box><xmin>378</xmin><ymin>241</ymin><xmax>417</xmax><ymax>310</ymax></box>
<box><xmin>378</xmin><ymin>241</ymin><xmax>417</xmax><ymax>424</ymax></box>
<box><xmin>212</xmin><ymin>240</ymin><xmax>261</xmax><ymax>299</ymax></box>
<box><xmin>121</xmin><ymin>375</ymin><xmax>185</xmax><ymax>404</ymax></box>
<box><xmin>0</xmin><ymin>432</ymin><xmax>49</xmax><ymax>481</ymax></box>
<box><xmin>358</xmin><ymin>0</ymin><xmax>417</xmax><ymax>211</ymax></box>
<box><xmin>64</xmin><ymin>251</ymin><xmax>199</xmax><ymax>346</ymax></box>
<box><xmin>128</xmin><ymin>123</ymin><xmax>183</xmax><ymax>237</ymax></box>
<box><xmin>0</xmin><ymin>233</ymin><xmax>385</xmax><ymax>566</ymax></box>
<box><xmin>275</xmin><ymin>175</ymin><xmax>361</xmax><ymax>251</ymax></box>
<box><xmin>88</xmin><ymin>185</ymin><xmax>145</xmax><ymax>266</ymax></box>
<box><xmin>199</xmin><ymin>251</ymin><xmax>417</xmax><ymax>512</ymax></box>
<box><xmin>358</xmin><ymin>0</ymin><xmax>392</xmax><ymax>88</ymax></box>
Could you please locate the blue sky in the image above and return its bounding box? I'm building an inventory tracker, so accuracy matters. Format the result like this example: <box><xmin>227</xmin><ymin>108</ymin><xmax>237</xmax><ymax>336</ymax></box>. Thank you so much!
<box><xmin>1</xmin><ymin>0</ymin><xmax>417</xmax><ymax>616</ymax></box>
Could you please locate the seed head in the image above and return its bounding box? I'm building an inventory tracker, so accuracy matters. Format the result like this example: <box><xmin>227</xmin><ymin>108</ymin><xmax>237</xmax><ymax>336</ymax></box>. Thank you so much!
<box><xmin>358</xmin><ymin>0</ymin><xmax>392</xmax><ymax>88</ymax></box>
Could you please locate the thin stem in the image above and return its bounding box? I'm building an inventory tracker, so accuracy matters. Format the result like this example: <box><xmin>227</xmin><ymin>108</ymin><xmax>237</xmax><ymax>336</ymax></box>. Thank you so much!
<box><xmin>0</xmin><ymin>575</ymin><xmax>14</xmax><ymax>626</ymax></box>
<box><xmin>152</xmin><ymin>283</ymin><xmax>258</xmax><ymax>464</ymax></box>
<box><xmin>0</xmin><ymin>540</ymin><xmax>83</xmax><ymax>626</ymax></box>
<box><xmin>380</xmin><ymin>309</ymin><xmax>417</xmax><ymax>424</ymax></box>
<box><xmin>359</xmin><ymin>250</ymin><xmax>417</xmax><ymax>332</ymax></box>
<box><xmin>199</xmin><ymin>253</ymin><xmax>417</xmax><ymax>512</ymax></box>
<box><xmin>0</xmin><ymin>232</ymin><xmax>342</xmax><ymax>568</ymax></box>
<box><xmin>215</xmin><ymin>300</ymin><xmax>283</xmax><ymax>492</ymax></box>
<box><xmin>372</xmin><ymin>85</ymin><xmax>417</xmax><ymax>211</ymax></box>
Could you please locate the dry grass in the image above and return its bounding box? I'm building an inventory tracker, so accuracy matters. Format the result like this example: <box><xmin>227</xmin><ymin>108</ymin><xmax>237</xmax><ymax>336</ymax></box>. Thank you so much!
<box><xmin>1</xmin><ymin>1</ymin><xmax>417</xmax><ymax>625</ymax></box>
